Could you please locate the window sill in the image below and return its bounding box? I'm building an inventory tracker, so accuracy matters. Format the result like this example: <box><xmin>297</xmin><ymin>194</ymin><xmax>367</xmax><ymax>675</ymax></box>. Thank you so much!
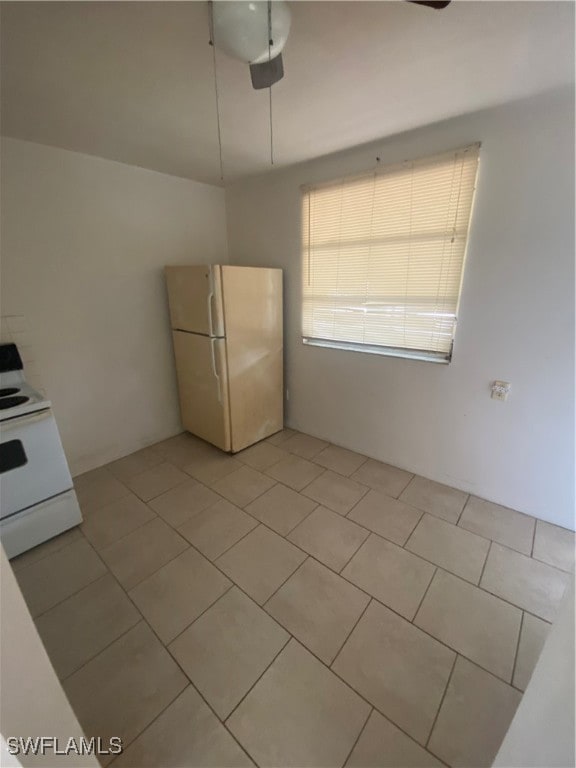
<box><xmin>302</xmin><ymin>337</ymin><xmax>451</xmax><ymax>364</ymax></box>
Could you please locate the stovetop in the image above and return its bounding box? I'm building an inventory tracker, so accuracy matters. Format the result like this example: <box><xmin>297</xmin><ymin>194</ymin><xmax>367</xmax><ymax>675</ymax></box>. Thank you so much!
<box><xmin>0</xmin><ymin>371</ymin><xmax>50</xmax><ymax>420</ymax></box>
<box><xmin>0</xmin><ymin>396</ymin><xmax>30</xmax><ymax>410</ymax></box>
<box><xmin>0</xmin><ymin>387</ymin><xmax>20</xmax><ymax>397</ymax></box>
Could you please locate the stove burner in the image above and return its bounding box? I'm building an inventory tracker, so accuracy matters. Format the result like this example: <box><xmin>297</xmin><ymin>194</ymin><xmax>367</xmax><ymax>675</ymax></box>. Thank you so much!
<box><xmin>0</xmin><ymin>387</ymin><xmax>20</xmax><ymax>397</ymax></box>
<box><xmin>0</xmin><ymin>396</ymin><xmax>29</xmax><ymax>410</ymax></box>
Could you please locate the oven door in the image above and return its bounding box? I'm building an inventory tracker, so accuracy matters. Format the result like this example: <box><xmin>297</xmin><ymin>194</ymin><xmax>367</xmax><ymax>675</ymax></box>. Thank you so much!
<box><xmin>0</xmin><ymin>409</ymin><xmax>73</xmax><ymax>520</ymax></box>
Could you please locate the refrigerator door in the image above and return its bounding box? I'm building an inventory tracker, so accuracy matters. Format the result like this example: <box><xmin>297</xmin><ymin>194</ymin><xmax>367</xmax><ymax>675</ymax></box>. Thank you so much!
<box><xmin>165</xmin><ymin>265</ymin><xmax>225</xmax><ymax>337</ymax></box>
<box><xmin>172</xmin><ymin>331</ymin><xmax>231</xmax><ymax>451</ymax></box>
<box><xmin>221</xmin><ymin>266</ymin><xmax>283</xmax><ymax>452</ymax></box>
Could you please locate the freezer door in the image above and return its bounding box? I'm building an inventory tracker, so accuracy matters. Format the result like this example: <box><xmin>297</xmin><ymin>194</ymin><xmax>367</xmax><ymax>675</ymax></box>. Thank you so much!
<box><xmin>221</xmin><ymin>266</ymin><xmax>283</xmax><ymax>452</ymax></box>
<box><xmin>165</xmin><ymin>265</ymin><xmax>225</xmax><ymax>336</ymax></box>
<box><xmin>172</xmin><ymin>331</ymin><xmax>231</xmax><ymax>451</ymax></box>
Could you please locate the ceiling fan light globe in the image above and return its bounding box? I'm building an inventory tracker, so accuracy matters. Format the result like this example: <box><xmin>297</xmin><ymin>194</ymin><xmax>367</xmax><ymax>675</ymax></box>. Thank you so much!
<box><xmin>212</xmin><ymin>0</ymin><xmax>291</xmax><ymax>64</ymax></box>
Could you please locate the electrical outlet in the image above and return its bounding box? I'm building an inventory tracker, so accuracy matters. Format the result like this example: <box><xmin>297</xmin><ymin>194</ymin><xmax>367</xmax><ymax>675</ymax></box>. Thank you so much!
<box><xmin>491</xmin><ymin>381</ymin><xmax>511</xmax><ymax>401</ymax></box>
<box><xmin>285</xmin><ymin>389</ymin><xmax>290</xmax><ymax>401</ymax></box>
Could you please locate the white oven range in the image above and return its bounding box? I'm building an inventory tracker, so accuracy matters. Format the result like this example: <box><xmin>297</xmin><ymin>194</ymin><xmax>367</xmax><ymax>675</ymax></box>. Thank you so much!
<box><xmin>0</xmin><ymin>343</ymin><xmax>82</xmax><ymax>558</ymax></box>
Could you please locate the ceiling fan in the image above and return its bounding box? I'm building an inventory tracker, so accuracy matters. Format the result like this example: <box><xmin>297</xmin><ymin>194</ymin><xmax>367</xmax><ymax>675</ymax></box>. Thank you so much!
<box><xmin>210</xmin><ymin>0</ymin><xmax>452</xmax><ymax>90</ymax></box>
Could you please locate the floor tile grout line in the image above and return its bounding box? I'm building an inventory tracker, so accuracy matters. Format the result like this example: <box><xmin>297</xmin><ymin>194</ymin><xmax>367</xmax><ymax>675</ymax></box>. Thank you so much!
<box><xmin>242</xmin><ymin>487</ymin><xmax>321</xmax><ymax>537</ymax></box>
<box><xmin>411</xmin><ymin>565</ymin><xmax>438</xmax><ymax>624</ymax></box>
<box><xmin>223</xmin><ymin>635</ymin><xmax>292</xmax><ymax>725</ymax></box>
<box><xmin>280</xmin><ymin>434</ymin><xmax>330</xmax><ymax>463</ymax></box>
<box><xmin>478</xmin><ymin>539</ymin><xmax>492</xmax><ymax>585</ymax></box>
<box><xmin>475</xmin><ymin>538</ymin><xmax>492</xmax><ymax>586</ymax></box>
<box><xmin>455</xmin><ymin>493</ymin><xmax>471</xmax><ymax>526</ymax></box>
<box><xmin>127</xmin><ymin>471</ymin><xmax>191</xmax><ymax>505</ymax></box>
<box><xmin>403</xmin><ymin>508</ymin><xmax>490</xmax><ymax>548</ymax></box>
<box><xmin>329</xmin><ymin>597</ymin><xmax>373</xmax><ymax>672</ymax></box>
<box><xmin>411</xmin><ymin>553</ymin><xmax>555</xmax><ymax>626</ymax></box>
<box><xmin>153</xmin><ymin>481</ymin><xmax>231</xmax><ymax>526</ymax></box>
<box><xmin>71</xmin><ymin>535</ymin><xmax>185</xmax><ymax>656</ymax></box>
<box><xmin>10</xmin><ymin>531</ymin><xmax>83</xmax><ymax>575</ymax></box>
<box><xmin>398</xmin><ymin>472</ymin><xmax>418</xmax><ymax>499</ymax></box>
<box><xmin>106</xmin><ymin>453</ymin><xmax>166</xmax><ymax>485</ymax></box>
<box><xmin>104</xmin><ymin>531</ymin><xmax>193</xmax><ymax>592</ymax></box>
<box><xmin>76</xmin><ymin>489</ymin><xmax>134</xmax><ymax>521</ymax></box>
<box><xmin>172</xmin><ymin>648</ymin><xmax>278</xmax><ymax>766</ymax></box>
<box><xmin>59</xmin><ymin>616</ymin><xmax>145</xmax><ymax>685</ymax></box>
<box><xmin>256</xmin><ymin>551</ymin><xmax>311</xmax><ymax>607</ymax></box>
<box><xmin>530</xmin><ymin>553</ymin><xmax>575</xmax><ymax>575</ymax></box>
<box><xmin>79</xmin><ymin>534</ymin><xmax>239</xmax><ymax>685</ymax></box>
<box><xmin>83</xmin><ymin>507</ymin><xmax>161</xmax><ymax>555</ymax></box>
<box><xmin>336</xmin><ymin>527</ymin><xmax>372</xmax><ymax>575</ymax></box>
<box><xmin>530</xmin><ymin>518</ymin><xmax>537</xmax><ymax>557</ymax></box>
<box><xmin>228</xmin><ymin>493</ymin><xmax>372</xmax><ymax>569</ymax></box>
<box><xmin>340</xmin><ymin>705</ymin><xmax>373</xmax><ymax>767</ymax></box>
<box><xmin>208</xmin><ymin>472</ymin><xmax>281</xmax><ymax>510</ymax></box>
<box><xmin>482</xmin><ymin>536</ymin><xmax>570</xmax><ymax>574</ymax></box>
<box><xmin>282</xmin><ymin>500</ymin><xmax>321</xmax><ymax>537</ymax></box>
<box><xmin>303</xmin><ymin>626</ymin><xmax>455</xmax><ymax>760</ymax></box>
<box><xmin>479</xmin><ymin>581</ymin><xmax>559</xmax><ymax>624</ymax></box>
<box><xmin>510</xmin><ymin>610</ymin><xmax>525</xmax><ymax>689</ymax></box>
<box><xmin>108</xmin><ymin>682</ymin><xmax>191</xmax><ymax>765</ymax></box>
<box><xmin>183</xmin><ymin>459</ymin><xmax>242</xmax><ymax>488</ymax></box>
<box><xmin>264</xmin><ymin>461</ymin><xmax>325</xmax><ymax>493</ymax></box>
<box><xmin>312</xmin><ymin>454</ymin><xmax>370</xmax><ymax>480</ymax></box>
<box><xmin>158</xmin><ymin>596</ymin><xmax>293</xmax><ymax>763</ymax></box>
<box><xmin>31</xmin><ymin>569</ymin><xmax>111</xmax><ymax>623</ymax></box>
<box><xmin>98</xmin><ymin>516</ymin><xmax>190</xmax><ymax>577</ymax></box>
<box><xmin>180</xmin><ymin>517</ymin><xmax>261</xmax><ymax>563</ymax></box>
<box><xmin>343</xmin><ymin>483</ymin><xmax>377</xmax><ymax>520</ymax></box>
<box><xmin>22</xmin><ymin>539</ymin><xmax>110</xmax><ymax>621</ymax></box>
<box><xmin>301</xmin><ymin>476</ymin><xmax>371</xmax><ymax>519</ymax></box>
<box><xmin>50</xmin><ymin>541</ymin><xmax>202</xmax><ymax>679</ymax></box>
<box><xmin>400</xmin><ymin>510</ymin><xmax>426</xmax><ymax>550</ymax></box>
<box><xmin>234</xmin><ymin>442</ymin><xmax>291</xmax><ymax>473</ymax></box>
<box><xmin>288</xmin><ymin>506</ymin><xmax>370</xmax><ymax>554</ymax></box>
<box><xmin>166</xmin><ymin>583</ymin><xmax>236</xmax><ymax>648</ymax></box>
<box><xmin>425</xmin><ymin>651</ymin><xmax>458</xmax><ymax>751</ymax></box>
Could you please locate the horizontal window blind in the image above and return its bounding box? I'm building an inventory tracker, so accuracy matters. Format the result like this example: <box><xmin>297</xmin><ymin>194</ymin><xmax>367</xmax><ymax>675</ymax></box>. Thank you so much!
<box><xmin>301</xmin><ymin>144</ymin><xmax>480</xmax><ymax>361</ymax></box>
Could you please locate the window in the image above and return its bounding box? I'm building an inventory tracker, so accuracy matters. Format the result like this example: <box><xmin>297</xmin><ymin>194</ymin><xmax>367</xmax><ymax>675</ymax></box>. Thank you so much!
<box><xmin>301</xmin><ymin>144</ymin><xmax>480</xmax><ymax>363</ymax></box>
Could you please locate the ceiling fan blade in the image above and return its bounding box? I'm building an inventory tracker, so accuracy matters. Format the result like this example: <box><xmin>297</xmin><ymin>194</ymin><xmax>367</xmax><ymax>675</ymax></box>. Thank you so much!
<box><xmin>407</xmin><ymin>0</ymin><xmax>451</xmax><ymax>8</ymax></box>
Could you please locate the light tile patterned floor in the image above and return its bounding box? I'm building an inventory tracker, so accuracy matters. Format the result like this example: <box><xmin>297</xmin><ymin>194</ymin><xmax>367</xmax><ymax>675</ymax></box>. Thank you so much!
<box><xmin>11</xmin><ymin>429</ymin><xmax>575</xmax><ymax>768</ymax></box>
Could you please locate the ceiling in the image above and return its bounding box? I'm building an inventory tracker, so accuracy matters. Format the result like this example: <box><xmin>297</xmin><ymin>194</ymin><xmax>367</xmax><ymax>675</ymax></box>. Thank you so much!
<box><xmin>1</xmin><ymin>1</ymin><xmax>574</xmax><ymax>186</ymax></box>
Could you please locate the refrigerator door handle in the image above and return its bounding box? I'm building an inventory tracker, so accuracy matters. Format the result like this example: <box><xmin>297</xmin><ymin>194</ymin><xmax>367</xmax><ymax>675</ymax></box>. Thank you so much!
<box><xmin>210</xmin><ymin>338</ymin><xmax>222</xmax><ymax>403</ymax></box>
<box><xmin>207</xmin><ymin>291</ymin><xmax>214</xmax><ymax>337</ymax></box>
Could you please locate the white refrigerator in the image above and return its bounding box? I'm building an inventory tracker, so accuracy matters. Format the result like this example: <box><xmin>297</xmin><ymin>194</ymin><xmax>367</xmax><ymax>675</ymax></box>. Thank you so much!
<box><xmin>166</xmin><ymin>265</ymin><xmax>283</xmax><ymax>453</ymax></box>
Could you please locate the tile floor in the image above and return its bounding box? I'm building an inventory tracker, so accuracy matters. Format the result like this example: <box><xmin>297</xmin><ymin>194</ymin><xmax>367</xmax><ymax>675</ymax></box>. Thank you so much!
<box><xmin>11</xmin><ymin>429</ymin><xmax>575</xmax><ymax>768</ymax></box>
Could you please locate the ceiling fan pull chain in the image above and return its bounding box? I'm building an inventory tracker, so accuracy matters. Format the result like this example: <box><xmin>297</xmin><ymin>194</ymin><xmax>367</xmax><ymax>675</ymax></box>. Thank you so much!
<box><xmin>208</xmin><ymin>1</ymin><xmax>224</xmax><ymax>181</ymax></box>
<box><xmin>268</xmin><ymin>0</ymin><xmax>274</xmax><ymax>166</ymax></box>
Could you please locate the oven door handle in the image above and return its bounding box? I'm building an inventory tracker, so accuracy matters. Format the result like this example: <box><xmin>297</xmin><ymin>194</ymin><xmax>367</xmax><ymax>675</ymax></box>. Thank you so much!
<box><xmin>0</xmin><ymin>409</ymin><xmax>51</xmax><ymax>431</ymax></box>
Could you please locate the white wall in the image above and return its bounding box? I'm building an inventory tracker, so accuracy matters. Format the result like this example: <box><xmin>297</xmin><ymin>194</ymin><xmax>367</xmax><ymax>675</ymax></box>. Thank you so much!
<box><xmin>0</xmin><ymin>138</ymin><xmax>228</xmax><ymax>475</ymax></box>
<box><xmin>0</xmin><ymin>546</ymin><xmax>99</xmax><ymax>767</ymax></box>
<box><xmin>493</xmin><ymin>579</ymin><xmax>575</xmax><ymax>768</ymax></box>
<box><xmin>226</xmin><ymin>87</ymin><xmax>575</xmax><ymax>529</ymax></box>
